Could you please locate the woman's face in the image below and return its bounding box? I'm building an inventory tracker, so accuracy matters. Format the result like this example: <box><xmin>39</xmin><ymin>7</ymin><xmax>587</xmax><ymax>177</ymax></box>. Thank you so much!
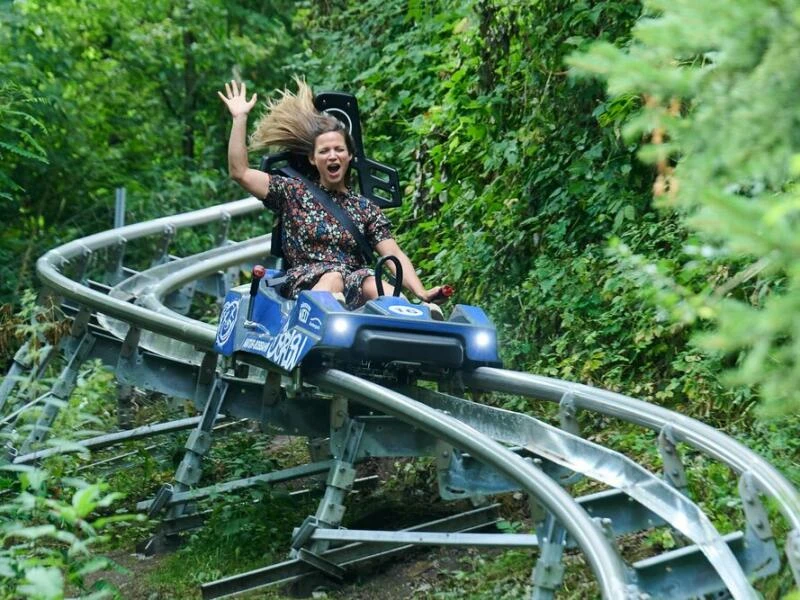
<box><xmin>310</xmin><ymin>131</ymin><xmax>352</xmax><ymax>192</ymax></box>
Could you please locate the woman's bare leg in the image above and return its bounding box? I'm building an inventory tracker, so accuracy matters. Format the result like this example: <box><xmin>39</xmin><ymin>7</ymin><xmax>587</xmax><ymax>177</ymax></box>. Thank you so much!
<box><xmin>361</xmin><ymin>275</ymin><xmax>396</xmax><ymax>301</ymax></box>
<box><xmin>312</xmin><ymin>271</ymin><xmax>345</xmax><ymax>293</ymax></box>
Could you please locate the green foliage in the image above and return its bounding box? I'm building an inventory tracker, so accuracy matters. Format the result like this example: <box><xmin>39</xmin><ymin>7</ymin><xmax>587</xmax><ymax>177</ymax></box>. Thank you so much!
<box><xmin>0</xmin><ymin>466</ymin><xmax>126</xmax><ymax>600</ymax></box>
<box><xmin>0</xmin><ymin>84</ymin><xmax>51</xmax><ymax>301</ymax></box>
<box><xmin>570</xmin><ymin>0</ymin><xmax>800</xmax><ymax>414</ymax></box>
<box><xmin>0</xmin><ymin>83</ymin><xmax>49</xmax><ymax>201</ymax></box>
<box><xmin>151</xmin><ymin>491</ymin><xmax>312</xmax><ymax>591</ymax></box>
<box><xmin>422</xmin><ymin>549</ymin><xmax>533</xmax><ymax>599</ymax></box>
<box><xmin>2</xmin><ymin>0</ymin><xmax>799</xmax><ymax>594</ymax></box>
<box><xmin>291</xmin><ymin>0</ymin><xmax>740</xmax><ymax>413</ymax></box>
<box><xmin>0</xmin><ymin>294</ymin><xmax>142</xmax><ymax>599</ymax></box>
<box><xmin>0</xmin><ymin>0</ymin><xmax>302</xmax><ymax>304</ymax></box>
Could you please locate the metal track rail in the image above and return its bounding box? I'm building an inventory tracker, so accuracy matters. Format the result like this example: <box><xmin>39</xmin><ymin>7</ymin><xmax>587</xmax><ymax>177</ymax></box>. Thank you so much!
<box><xmin>25</xmin><ymin>197</ymin><xmax>800</xmax><ymax>596</ymax></box>
<box><xmin>308</xmin><ymin>369</ymin><xmax>633</xmax><ymax>598</ymax></box>
<box><xmin>12</xmin><ymin>415</ymin><xmax>228</xmax><ymax>465</ymax></box>
<box><xmin>36</xmin><ymin>197</ymin><xmax>262</xmax><ymax>349</ymax></box>
<box><xmin>464</xmin><ymin>368</ymin><xmax>800</xmax><ymax>586</ymax></box>
<box><xmin>96</xmin><ymin>234</ymin><xmax>269</xmax><ymax>365</ymax></box>
<box><xmin>405</xmin><ymin>387</ymin><xmax>757</xmax><ymax>598</ymax></box>
<box><xmin>200</xmin><ymin>504</ymin><xmax>502</xmax><ymax>599</ymax></box>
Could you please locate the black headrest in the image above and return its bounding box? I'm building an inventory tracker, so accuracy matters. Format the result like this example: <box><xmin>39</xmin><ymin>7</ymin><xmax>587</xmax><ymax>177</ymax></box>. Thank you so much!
<box><xmin>259</xmin><ymin>91</ymin><xmax>402</xmax><ymax>209</ymax></box>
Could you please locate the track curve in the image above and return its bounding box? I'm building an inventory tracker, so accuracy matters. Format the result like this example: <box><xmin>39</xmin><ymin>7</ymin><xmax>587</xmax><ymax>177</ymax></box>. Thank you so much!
<box><xmin>9</xmin><ymin>197</ymin><xmax>797</xmax><ymax>598</ymax></box>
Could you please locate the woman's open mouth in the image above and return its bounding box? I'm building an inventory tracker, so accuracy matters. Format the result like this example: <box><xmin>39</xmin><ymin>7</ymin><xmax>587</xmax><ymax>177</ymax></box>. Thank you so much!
<box><xmin>327</xmin><ymin>164</ymin><xmax>341</xmax><ymax>175</ymax></box>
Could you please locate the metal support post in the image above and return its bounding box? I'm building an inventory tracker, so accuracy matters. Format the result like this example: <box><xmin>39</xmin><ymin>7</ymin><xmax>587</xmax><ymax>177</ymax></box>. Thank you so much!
<box><xmin>164</xmin><ymin>280</ymin><xmax>196</xmax><ymax>316</ymax></box>
<box><xmin>158</xmin><ymin>377</ymin><xmax>228</xmax><ymax>520</ymax></box>
<box><xmin>214</xmin><ymin>212</ymin><xmax>231</xmax><ymax>247</ymax></box>
<box><xmin>294</xmin><ymin>415</ymin><xmax>364</xmax><ymax>562</ymax></box>
<box><xmin>105</xmin><ymin>236</ymin><xmax>128</xmax><ymax>285</ymax></box>
<box><xmin>787</xmin><ymin>528</ymin><xmax>800</xmax><ymax>586</ymax></box>
<box><xmin>114</xmin><ymin>187</ymin><xmax>126</xmax><ymax>228</ymax></box>
<box><xmin>558</xmin><ymin>391</ymin><xmax>580</xmax><ymax>436</ymax></box>
<box><xmin>530</xmin><ymin>512</ymin><xmax>568</xmax><ymax>600</ymax></box>
<box><xmin>116</xmin><ymin>382</ymin><xmax>135</xmax><ymax>430</ymax></box>
<box><xmin>19</xmin><ymin>329</ymin><xmax>96</xmax><ymax>455</ymax></box>
<box><xmin>194</xmin><ymin>352</ymin><xmax>218</xmax><ymax>406</ymax></box>
<box><xmin>554</xmin><ymin>391</ymin><xmax>582</xmax><ymax>486</ymax></box>
<box><xmin>739</xmin><ymin>472</ymin><xmax>773</xmax><ymax>542</ymax></box>
<box><xmin>0</xmin><ymin>340</ymin><xmax>56</xmax><ymax>412</ymax></box>
<box><xmin>71</xmin><ymin>247</ymin><xmax>93</xmax><ymax>284</ymax></box>
<box><xmin>658</xmin><ymin>424</ymin><xmax>688</xmax><ymax>495</ymax></box>
<box><xmin>104</xmin><ymin>237</ymin><xmax>127</xmax><ymax>285</ymax></box>
<box><xmin>151</xmin><ymin>224</ymin><xmax>175</xmax><ymax>267</ymax></box>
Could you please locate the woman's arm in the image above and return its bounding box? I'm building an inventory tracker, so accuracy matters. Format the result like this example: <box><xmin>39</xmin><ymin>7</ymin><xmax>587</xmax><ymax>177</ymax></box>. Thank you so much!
<box><xmin>218</xmin><ymin>80</ymin><xmax>270</xmax><ymax>199</ymax></box>
<box><xmin>374</xmin><ymin>238</ymin><xmax>443</xmax><ymax>302</ymax></box>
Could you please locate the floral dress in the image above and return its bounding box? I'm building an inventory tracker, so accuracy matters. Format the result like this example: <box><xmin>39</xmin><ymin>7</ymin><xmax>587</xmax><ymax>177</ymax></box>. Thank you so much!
<box><xmin>262</xmin><ymin>174</ymin><xmax>393</xmax><ymax>308</ymax></box>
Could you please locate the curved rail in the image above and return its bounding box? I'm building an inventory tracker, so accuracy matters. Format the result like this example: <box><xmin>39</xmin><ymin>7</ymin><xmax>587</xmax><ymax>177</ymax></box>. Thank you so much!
<box><xmin>464</xmin><ymin>368</ymin><xmax>800</xmax><ymax>584</ymax></box>
<box><xmin>30</xmin><ymin>197</ymin><xmax>800</xmax><ymax>595</ymax></box>
<box><xmin>32</xmin><ymin>198</ymin><xmax>634</xmax><ymax>595</ymax></box>
<box><xmin>308</xmin><ymin>369</ymin><xmax>633</xmax><ymax>599</ymax></box>
<box><xmin>409</xmin><ymin>387</ymin><xmax>758</xmax><ymax>597</ymax></box>
<box><xmin>36</xmin><ymin>196</ymin><xmax>262</xmax><ymax>348</ymax></box>
<box><xmin>97</xmin><ymin>234</ymin><xmax>269</xmax><ymax>365</ymax></box>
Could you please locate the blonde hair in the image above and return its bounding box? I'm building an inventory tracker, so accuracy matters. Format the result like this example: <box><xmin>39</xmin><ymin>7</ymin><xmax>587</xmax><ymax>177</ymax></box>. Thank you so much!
<box><xmin>249</xmin><ymin>77</ymin><xmax>353</xmax><ymax>157</ymax></box>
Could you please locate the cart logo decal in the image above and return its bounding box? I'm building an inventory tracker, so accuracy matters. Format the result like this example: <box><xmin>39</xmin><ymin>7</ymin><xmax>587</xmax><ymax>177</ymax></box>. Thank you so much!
<box><xmin>298</xmin><ymin>302</ymin><xmax>311</xmax><ymax>324</ymax></box>
<box><xmin>216</xmin><ymin>299</ymin><xmax>240</xmax><ymax>345</ymax></box>
<box><xmin>388</xmin><ymin>305</ymin><xmax>424</xmax><ymax>317</ymax></box>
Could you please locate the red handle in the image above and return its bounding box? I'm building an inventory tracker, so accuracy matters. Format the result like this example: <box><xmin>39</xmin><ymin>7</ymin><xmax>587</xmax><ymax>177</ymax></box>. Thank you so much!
<box><xmin>430</xmin><ymin>285</ymin><xmax>454</xmax><ymax>302</ymax></box>
<box><xmin>246</xmin><ymin>265</ymin><xmax>266</xmax><ymax>322</ymax></box>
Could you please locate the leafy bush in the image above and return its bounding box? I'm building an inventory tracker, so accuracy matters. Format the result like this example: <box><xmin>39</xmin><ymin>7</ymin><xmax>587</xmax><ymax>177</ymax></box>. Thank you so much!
<box><xmin>0</xmin><ymin>467</ymin><xmax>125</xmax><ymax>600</ymax></box>
<box><xmin>570</xmin><ymin>0</ymin><xmax>800</xmax><ymax>415</ymax></box>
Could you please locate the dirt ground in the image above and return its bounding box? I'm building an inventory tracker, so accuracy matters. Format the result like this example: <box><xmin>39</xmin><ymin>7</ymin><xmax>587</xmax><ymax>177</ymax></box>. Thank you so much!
<box><xmin>85</xmin><ymin>442</ymin><xmax>505</xmax><ymax>599</ymax></box>
<box><xmin>91</xmin><ymin>544</ymin><xmax>473</xmax><ymax>600</ymax></box>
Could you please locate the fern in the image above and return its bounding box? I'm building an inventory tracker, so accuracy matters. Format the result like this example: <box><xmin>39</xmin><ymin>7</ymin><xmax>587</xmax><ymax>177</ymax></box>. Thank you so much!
<box><xmin>0</xmin><ymin>84</ymin><xmax>49</xmax><ymax>199</ymax></box>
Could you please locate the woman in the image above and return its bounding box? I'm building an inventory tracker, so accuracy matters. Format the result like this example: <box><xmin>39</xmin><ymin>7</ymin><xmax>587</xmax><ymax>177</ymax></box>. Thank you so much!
<box><xmin>218</xmin><ymin>79</ymin><xmax>445</xmax><ymax>311</ymax></box>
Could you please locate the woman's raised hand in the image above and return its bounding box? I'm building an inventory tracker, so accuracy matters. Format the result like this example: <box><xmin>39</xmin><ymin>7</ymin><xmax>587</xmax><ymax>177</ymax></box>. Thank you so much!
<box><xmin>218</xmin><ymin>80</ymin><xmax>257</xmax><ymax>118</ymax></box>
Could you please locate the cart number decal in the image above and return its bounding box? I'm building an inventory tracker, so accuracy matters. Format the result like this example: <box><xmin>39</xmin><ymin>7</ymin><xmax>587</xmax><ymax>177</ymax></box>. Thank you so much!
<box><xmin>388</xmin><ymin>305</ymin><xmax>423</xmax><ymax>317</ymax></box>
<box><xmin>266</xmin><ymin>329</ymin><xmax>309</xmax><ymax>370</ymax></box>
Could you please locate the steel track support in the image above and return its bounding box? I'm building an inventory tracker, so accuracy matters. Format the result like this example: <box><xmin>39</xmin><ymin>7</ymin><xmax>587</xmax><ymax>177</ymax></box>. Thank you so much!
<box><xmin>19</xmin><ymin>309</ymin><xmax>96</xmax><ymax>456</ymax></box>
<box><xmin>0</xmin><ymin>339</ymin><xmax>57</xmax><ymax>413</ymax></box>
<box><xmin>164</xmin><ymin>280</ymin><xmax>196</xmax><ymax>316</ymax></box>
<box><xmin>658</xmin><ymin>424</ymin><xmax>689</xmax><ymax>495</ymax></box>
<box><xmin>552</xmin><ymin>391</ymin><xmax>582</xmax><ymax>486</ymax></box>
<box><xmin>215</xmin><ymin>212</ymin><xmax>231</xmax><ymax>247</ymax></box>
<box><xmin>161</xmin><ymin>376</ymin><xmax>229</xmax><ymax>520</ymax></box>
<box><xmin>151</xmin><ymin>224</ymin><xmax>175</xmax><ymax>267</ymax></box>
<box><xmin>104</xmin><ymin>237</ymin><xmax>127</xmax><ymax>285</ymax></box>
<box><xmin>116</xmin><ymin>382</ymin><xmax>135</xmax><ymax>430</ymax></box>
<box><xmin>138</xmin><ymin>373</ymin><xmax>229</xmax><ymax>556</ymax></box>
<box><xmin>530</xmin><ymin>512</ymin><xmax>568</xmax><ymax>600</ymax></box>
<box><xmin>291</xmin><ymin>408</ymin><xmax>364</xmax><ymax>570</ymax></box>
<box><xmin>202</xmin><ymin>504</ymin><xmax>501</xmax><ymax>599</ymax></box>
<box><xmin>787</xmin><ymin>528</ymin><xmax>800</xmax><ymax>586</ymax></box>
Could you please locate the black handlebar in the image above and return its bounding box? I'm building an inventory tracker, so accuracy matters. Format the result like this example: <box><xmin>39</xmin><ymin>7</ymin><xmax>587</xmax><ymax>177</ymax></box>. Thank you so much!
<box><xmin>375</xmin><ymin>255</ymin><xmax>403</xmax><ymax>297</ymax></box>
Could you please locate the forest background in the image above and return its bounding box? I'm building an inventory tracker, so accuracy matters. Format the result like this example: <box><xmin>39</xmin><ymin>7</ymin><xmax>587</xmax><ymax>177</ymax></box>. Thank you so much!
<box><xmin>1</xmin><ymin>0</ymin><xmax>799</xmax><ymax>597</ymax></box>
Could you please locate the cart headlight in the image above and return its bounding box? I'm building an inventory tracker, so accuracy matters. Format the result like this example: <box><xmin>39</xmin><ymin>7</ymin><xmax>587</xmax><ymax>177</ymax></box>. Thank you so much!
<box><xmin>332</xmin><ymin>318</ymin><xmax>350</xmax><ymax>334</ymax></box>
<box><xmin>475</xmin><ymin>331</ymin><xmax>493</xmax><ymax>348</ymax></box>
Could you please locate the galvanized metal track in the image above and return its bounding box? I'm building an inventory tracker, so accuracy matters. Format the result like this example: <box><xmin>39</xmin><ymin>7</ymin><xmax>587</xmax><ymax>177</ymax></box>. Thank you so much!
<box><xmin>463</xmin><ymin>368</ymin><xmax>800</xmax><ymax>587</ymax></box>
<box><xmin>7</xmin><ymin>196</ymin><xmax>795</xmax><ymax>598</ymax></box>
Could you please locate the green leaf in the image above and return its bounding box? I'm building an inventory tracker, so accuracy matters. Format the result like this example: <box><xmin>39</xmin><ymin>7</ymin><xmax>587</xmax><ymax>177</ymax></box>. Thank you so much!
<box><xmin>19</xmin><ymin>566</ymin><xmax>64</xmax><ymax>600</ymax></box>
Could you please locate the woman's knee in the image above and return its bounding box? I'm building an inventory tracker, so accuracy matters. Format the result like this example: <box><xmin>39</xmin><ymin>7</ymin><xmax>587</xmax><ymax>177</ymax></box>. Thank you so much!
<box><xmin>312</xmin><ymin>271</ymin><xmax>345</xmax><ymax>292</ymax></box>
<box><xmin>361</xmin><ymin>275</ymin><xmax>377</xmax><ymax>299</ymax></box>
<box><xmin>361</xmin><ymin>276</ymin><xmax>394</xmax><ymax>299</ymax></box>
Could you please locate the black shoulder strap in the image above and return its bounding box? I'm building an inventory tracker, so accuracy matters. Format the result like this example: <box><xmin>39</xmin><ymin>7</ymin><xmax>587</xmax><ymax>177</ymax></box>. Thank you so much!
<box><xmin>284</xmin><ymin>167</ymin><xmax>376</xmax><ymax>266</ymax></box>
